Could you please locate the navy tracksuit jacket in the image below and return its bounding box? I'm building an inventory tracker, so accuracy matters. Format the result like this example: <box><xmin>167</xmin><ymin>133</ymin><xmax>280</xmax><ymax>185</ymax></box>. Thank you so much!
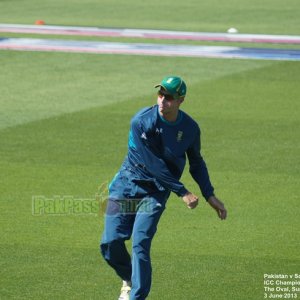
<box><xmin>121</xmin><ymin>104</ymin><xmax>214</xmax><ymax>200</ymax></box>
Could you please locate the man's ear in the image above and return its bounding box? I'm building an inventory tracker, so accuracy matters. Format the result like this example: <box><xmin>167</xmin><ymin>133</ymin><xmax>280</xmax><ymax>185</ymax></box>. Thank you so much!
<box><xmin>179</xmin><ymin>97</ymin><xmax>185</xmax><ymax>104</ymax></box>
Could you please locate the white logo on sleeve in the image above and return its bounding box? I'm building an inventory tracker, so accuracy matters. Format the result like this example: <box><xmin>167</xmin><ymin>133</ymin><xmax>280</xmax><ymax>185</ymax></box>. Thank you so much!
<box><xmin>141</xmin><ymin>132</ymin><xmax>147</xmax><ymax>140</ymax></box>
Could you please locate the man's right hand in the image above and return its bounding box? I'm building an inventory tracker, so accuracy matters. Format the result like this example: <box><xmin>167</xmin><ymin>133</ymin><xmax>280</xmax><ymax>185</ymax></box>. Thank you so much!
<box><xmin>182</xmin><ymin>192</ymin><xmax>199</xmax><ymax>209</ymax></box>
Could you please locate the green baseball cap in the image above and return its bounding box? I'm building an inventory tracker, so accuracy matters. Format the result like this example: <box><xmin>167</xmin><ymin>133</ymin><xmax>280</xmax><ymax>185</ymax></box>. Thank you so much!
<box><xmin>155</xmin><ymin>76</ymin><xmax>187</xmax><ymax>99</ymax></box>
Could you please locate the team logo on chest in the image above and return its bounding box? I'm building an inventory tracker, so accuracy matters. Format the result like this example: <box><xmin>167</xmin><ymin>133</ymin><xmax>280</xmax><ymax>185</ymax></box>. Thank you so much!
<box><xmin>176</xmin><ymin>131</ymin><xmax>183</xmax><ymax>142</ymax></box>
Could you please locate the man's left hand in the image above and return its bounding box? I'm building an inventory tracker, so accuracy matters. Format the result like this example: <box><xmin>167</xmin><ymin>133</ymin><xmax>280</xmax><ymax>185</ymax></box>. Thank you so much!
<box><xmin>207</xmin><ymin>196</ymin><xmax>227</xmax><ymax>220</ymax></box>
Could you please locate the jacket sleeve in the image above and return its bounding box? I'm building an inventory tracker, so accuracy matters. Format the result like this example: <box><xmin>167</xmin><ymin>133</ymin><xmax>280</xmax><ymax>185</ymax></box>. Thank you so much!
<box><xmin>129</xmin><ymin>118</ymin><xmax>188</xmax><ymax>197</ymax></box>
<box><xmin>186</xmin><ymin>126</ymin><xmax>214</xmax><ymax>200</ymax></box>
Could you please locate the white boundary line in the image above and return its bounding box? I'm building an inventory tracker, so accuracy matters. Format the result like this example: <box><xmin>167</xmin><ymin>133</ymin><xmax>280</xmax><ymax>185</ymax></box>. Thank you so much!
<box><xmin>1</xmin><ymin>24</ymin><xmax>300</xmax><ymax>44</ymax></box>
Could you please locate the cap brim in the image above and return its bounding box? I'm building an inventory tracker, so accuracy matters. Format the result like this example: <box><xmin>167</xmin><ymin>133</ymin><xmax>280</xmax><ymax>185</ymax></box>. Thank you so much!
<box><xmin>154</xmin><ymin>84</ymin><xmax>183</xmax><ymax>99</ymax></box>
<box><xmin>155</xmin><ymin>84</ymin><xmax>173</xmax><ymax>95</ymax></box>
<box><xmin>154</xmin><ymin>84</ymin><xmax>170</xmax><ymax>93</ymax></box>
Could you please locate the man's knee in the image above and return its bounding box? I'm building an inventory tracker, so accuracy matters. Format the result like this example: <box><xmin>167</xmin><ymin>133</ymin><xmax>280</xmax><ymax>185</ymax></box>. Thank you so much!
<box><xmin>132</xmin><ymin>236</ymin><xmax>153</xmax><ymax>257</ymax></box>
<box><xmin>101</xmin><ymin>240</ymin><xmax>122</xmax><ymax>261</ymax></box>
<box><xmin>101</xmin><ymin>239</ymin><xmax>131</xmax><ymax>263</ymax></box>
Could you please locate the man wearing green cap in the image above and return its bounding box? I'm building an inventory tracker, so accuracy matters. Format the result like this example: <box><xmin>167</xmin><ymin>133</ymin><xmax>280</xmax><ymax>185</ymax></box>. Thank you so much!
<box><xmin>100</xmin><ymin>76</ymin><xmax>227</xmax><ymax>300</ymax></box>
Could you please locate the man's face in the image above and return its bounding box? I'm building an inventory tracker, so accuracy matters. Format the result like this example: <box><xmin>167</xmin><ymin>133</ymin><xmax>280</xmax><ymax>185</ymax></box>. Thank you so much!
<box><xmin>157</xmin><ymin>89</ymin><xmax>183</xmax><ymax>115</ymax></box>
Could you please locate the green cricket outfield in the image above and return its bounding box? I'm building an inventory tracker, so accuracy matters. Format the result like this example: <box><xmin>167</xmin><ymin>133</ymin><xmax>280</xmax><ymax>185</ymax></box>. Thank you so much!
<box><xmin>0</xmin><ymin>0</ymin><xmax>299</xmax><ymax>299</ymax></box>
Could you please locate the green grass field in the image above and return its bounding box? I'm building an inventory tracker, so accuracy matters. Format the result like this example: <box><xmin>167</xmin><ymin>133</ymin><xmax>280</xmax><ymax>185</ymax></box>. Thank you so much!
<box><xmin>0</xmin><ymin>1</ymin><xmax>299</xmax><ymax>299</ymax></box>
<box><xmin>1</xmin><ymin>0</ymin><xmax>300</xmax><ymax>34</ymax></box>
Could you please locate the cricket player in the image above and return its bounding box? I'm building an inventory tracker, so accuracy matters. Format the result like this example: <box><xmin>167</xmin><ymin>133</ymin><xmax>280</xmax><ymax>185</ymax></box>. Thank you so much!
<box><xmin>100</xmin><ymin>76</ymin><xmax>227</xmax><ymax>300</ymax></box>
